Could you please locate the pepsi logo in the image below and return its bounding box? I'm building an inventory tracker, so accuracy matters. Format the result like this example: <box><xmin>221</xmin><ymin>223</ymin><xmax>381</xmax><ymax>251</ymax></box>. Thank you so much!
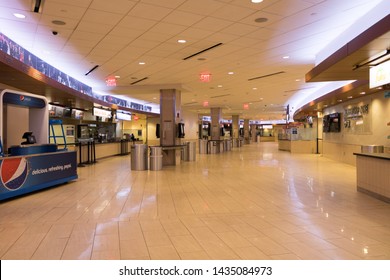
<box><xmin>1</xmin><ymin>157</ymin><xmax>29</xmax><ymax>191</ymax></box>
<box><xmin>20</xmin><ymin>95</ymin><xmax>25</xmax><ymax>101</ymax></box>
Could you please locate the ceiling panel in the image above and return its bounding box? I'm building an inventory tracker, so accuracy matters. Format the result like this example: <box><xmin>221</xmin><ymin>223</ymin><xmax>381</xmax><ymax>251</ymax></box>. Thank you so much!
<box><xmin>90</xmin><ymin>0</ymin><xmax>137</xmax><ymax>14</ymax></box>
<box><xmin>161</xmin><ymin>10</ymin><xmax>205</xmax><ymax>26</ymax></box>
<box><xmin>127</xmin><ymin>3</ymin><xmax>173</xmax><ymax>21</ymax></box>
<box><xmin>178</xmin><ymin>0</ymin><xmax>225</xmax><ymax>16</ymax></box>
<box><xmin>0</xmin><ymin>0</ymin><xmax>388</xmax><ymax>119</ymax></box>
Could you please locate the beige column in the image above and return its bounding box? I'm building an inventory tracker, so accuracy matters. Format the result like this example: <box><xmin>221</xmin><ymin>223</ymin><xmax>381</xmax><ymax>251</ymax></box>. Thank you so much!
<box><xmin>232</xmin><ymin>115</ymin><xmax>239</xmax><ymax>139</ymax></box>
<box><xmin>244</xmin><ymin>119</ymin><xmax>250</xmax><ymax>144</ymax></box>
<box><xmin>210</xmin><ymin>107</ymin><xmax>222</xmax><ymax>140</ymax></box>
<box><xmin>160</xmin><ymin>89</ymin><xmax>181</xmax><ymax>165</ymax></box>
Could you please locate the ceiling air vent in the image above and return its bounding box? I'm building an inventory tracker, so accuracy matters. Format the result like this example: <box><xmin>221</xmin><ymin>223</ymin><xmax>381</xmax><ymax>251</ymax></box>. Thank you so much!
<box><xmin>210</xmin><ymin>94</ymin><xmax>230</xmax><ymax>99</ymax></box>
<box><xmin>248</xmin><ymin>71</ymin><xmax>285</xmax><ymax>81</ymax></box>
<box><xmin>183</xmin><ymin>43</ymin><xmax>223</xmax><ymax>60</ymax></box>
<box><xmin>183</xmin><ymin>102</ymin><xmax>198</xmax><ymax>106</ymax></box>
<box><xmin>130</xmin><ymin>77</ymin><xmax>148</xmax><ymax>85</ymax></box>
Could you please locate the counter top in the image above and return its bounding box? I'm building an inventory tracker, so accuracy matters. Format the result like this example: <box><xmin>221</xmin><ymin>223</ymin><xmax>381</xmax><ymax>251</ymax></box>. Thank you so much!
<box><xmin>150</xmin><ymin>145</ymin><xmax>186</xmax><ymax>150</ymax></box>
<box><xmin>353</xmin><ymin>152</ymin><xmax>390</xmax><ymax>160</ymax></box>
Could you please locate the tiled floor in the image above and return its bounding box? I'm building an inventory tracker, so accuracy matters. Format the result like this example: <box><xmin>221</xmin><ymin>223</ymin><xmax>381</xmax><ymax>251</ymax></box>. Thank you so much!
<box><xmin>1</xmin><ymin>142</ymin><xmax>390</xmax><ymax>260</ymax></box>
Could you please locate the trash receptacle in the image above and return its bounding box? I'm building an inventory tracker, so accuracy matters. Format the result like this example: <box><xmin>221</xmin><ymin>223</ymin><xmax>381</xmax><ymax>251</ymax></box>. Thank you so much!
<box><xmin>208</xmin><ymin>140</ymin><xmax>220</xmax><ymax>154</ymax></box>
<box><xmin>199</xmin><ymin>139</ymin><xmax>208</xmax><ymax>154</ymax></box>
<box><xmin>182</xmin><ymin>142</ymin><xmax>189</xmax><ymax>161</ymax></box>
<box><xmin>225</xmin><ymin>139</ymin><xmax>232</xmax><ymax>151</ymax></box>
<box><xmin>361</xmin><ymin>145</ymin><xmax>384</xmax><ymax>153</ymax></box>
<box><xmin>150</xmin><ymin>146</ymin><xmax>162</xmax><ymax>170</ymax></box>
<box><xmin>131</xmin><ymin>144</ymin><xmax>148</xmax><ymax>170</ymax></box>
<box><xmin>187</xmin><ymin>141</ymin><xmax>196</xmax><ymax>161</ymax></box>
<box><xmin>220</xmin><ymin>140</ymin><xmax>224</xmax><ymax>153</ymax></box>
<box><xmin>120</xmin><ymin>139</ymin><xmax>130</xmax><ymax>155</ymax></box>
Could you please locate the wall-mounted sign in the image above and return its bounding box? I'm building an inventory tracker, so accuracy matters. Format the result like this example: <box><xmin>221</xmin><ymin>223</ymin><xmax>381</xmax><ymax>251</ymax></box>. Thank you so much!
<box><xmin>93</xmin><ymin>107</ymin><xmax>111</xmax><ymax>118</ymax></box>
<box><xmin>116</xmin><ymin>111</ymin><xmax>131</xmax><ymax>121</ymax></box>
<box><xmin>369</xmin><ymin>60</ymin><xmax>390</xmax><ymax>88</ymax></box>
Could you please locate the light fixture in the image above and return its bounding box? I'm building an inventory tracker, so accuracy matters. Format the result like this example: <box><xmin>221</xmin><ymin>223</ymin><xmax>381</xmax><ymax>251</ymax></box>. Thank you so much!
<box><xmin>85</xmin><ymin>65</ymin><xmax>99</xmax><ymax>76</ymax></box>
<box><xmin>139</xmin><ymin>62</ymin><xmax>145</xmax><ymax>65</ymax></box>
<box><xmin>348</xmin><ymin>96</ymin><xmax>353</xmax><ymax>99</ymax></box>
<box><xmin>360</xmin><ymin>91</ymin><xmax>366</xmax><ymax>95</ymax></box>
<box><xmin>13</xmin><ymin>13</ymin><xmax>26</xmax><ymax>19</ymax></box>
<box><xmin>177</xmin><ymin>39</ymin><xmax>186</xmax><ymax>43</ymax></box>
<box><xmin>228</xmin><ymin>71</ymin><xmax>234</xmax><ymax>75</ymax></box>
<box><xmin>353</xmin><ymin>49</ymin><xmax>390</xmax><ymax>69</ymax></box>
<box><xmin>251</xmin><ymin>0</ymin><xmax>264</xmax><ymax>3</ymax></box>
<box><xmin>283</xmin><ymin>55</ymin><xmax>290</xmax><ymax>59</ymax></box>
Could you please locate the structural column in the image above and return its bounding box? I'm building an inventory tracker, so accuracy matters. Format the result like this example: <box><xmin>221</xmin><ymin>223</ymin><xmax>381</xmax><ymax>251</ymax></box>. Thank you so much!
<box><xmin>210</xmin><ymin>107</ymin><xmax>222</xmax><ymax>140</ymax></box>
<box><xmin>160</xmin><ymin>89</ymin><xmax>181</xmax><ymax>165</ymax></box>
<box><xmin>232</xmin><ymin>115</ymin><xmax>239</xmax><ymax>139</ymax></box>
<box><xmin>244</xmin><ymin>119</ymin><xmax>250</xmax><ymax>144</ymax></box>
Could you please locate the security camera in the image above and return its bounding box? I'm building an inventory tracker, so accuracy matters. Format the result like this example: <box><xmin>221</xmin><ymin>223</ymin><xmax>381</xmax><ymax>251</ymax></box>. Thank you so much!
<box><xmin>52</xmin><ymin>31</ymin><xmax>58</xmax><ymax>35</ymax></box>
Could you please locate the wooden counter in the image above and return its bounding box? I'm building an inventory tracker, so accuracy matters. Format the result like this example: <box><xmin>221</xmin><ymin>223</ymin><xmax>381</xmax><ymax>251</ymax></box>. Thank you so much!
<box><xmin>354</xmin><ymin>152</ymin><xmax>390</xmax><ymax>203</ymax></box>
<box><xmin>278</xmin><ymin>140</ymin><xmax>316</xmax><ymax>154</ymax></box>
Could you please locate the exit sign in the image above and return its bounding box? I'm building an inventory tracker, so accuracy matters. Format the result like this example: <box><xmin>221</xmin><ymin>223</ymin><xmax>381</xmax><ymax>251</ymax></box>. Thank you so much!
<box><xmin>199</xmin><ymin>73</ymin><xmax>211</xmax><ymax>82</ymax></box>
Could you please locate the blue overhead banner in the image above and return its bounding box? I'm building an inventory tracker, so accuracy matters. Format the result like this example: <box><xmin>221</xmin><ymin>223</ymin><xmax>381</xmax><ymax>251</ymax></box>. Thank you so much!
<box><xmin>0</xmin><ymin>151</ymin><xmax>77</xmax><ymax>201</ymax></box>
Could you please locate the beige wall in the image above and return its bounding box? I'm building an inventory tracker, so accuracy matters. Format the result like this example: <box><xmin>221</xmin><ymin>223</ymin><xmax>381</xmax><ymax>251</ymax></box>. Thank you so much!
<box><xmin>122</xmin><ymin>118</ymin><xmax>147</xmax><ymax>143</ymax></box>
<box><xmin>4</xmin><ymin>104</ymin><xmax>29</xmax><ymax>149</ymax></box>
<box><xmin>322</xmin><ymin>90</ymin><xmax>390</xmax><ymax>166</ymax></box>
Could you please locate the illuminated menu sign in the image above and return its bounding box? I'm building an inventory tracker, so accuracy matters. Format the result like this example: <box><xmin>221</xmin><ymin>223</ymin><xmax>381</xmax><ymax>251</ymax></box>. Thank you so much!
<box><xmin>116</xmin><ymin>111</ymin><xmax>131</xmax><ymax>121</ymax></box>
<box><xmin>369</xmin><ymin>60</ymin><xmax>390</xmax><ymax>88</ymax></box>
<box><xmin>93</xmin><ymin>107</ymin><xmax>111</xmax><ymax>118</ymax></box>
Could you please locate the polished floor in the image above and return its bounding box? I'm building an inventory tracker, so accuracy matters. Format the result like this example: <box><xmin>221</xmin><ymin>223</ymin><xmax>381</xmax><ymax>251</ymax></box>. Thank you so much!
<box><xmin>1</xmin><ymin>142</ymin><xmax>390</xmax><ymax>260</ymax></box>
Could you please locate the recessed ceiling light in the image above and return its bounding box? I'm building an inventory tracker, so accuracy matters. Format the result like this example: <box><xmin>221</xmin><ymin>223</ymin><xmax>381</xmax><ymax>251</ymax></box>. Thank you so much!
<box><xmin>283</xmin><ymin>56</ymin><xmax>290</xmax><ymax>59</ymax></box>
<box><xmin>13</xmin><ymin>13</ymin><xmax>26</xmax><ymax>19</ymax></box>
<box><xmin>338</xmin><ymin>99</ymin><xmax>343</xmax><ymax>102</ymax></box>
<box><xmin>253</xmin><ymin>87</ymin><xmax>257</xmax><ymax>90</ymax></box>
<box><xmin>139</xmin><ymin>62</ymin><xmax>145</xmax><ymax>65</ymax></box>
<box><xmin>52</xmin><ymin>20</ymin><xmax>66</xmax><ymax>25</ymax></box>
<box><xmin>115</xmin><ymin>75</ymin><xmax>121</xmax><ymax>78</ymax></box>
<box><xmin>177</xmin><ymin>39</ymin><xmax>186</xmax><ymax>43</ymax></box>
<box><xmin>295</xmin><ymin>79</ymin><xmax>301</xmax><ymax>82</ymax></box>
<box><xmin>217</xmin><ymin>85</ymin><xmax>223</xmax><ymax>88</ymax></box>
<box><xmin>153</xmin><ymin>97</ymin><xmax>157</xmax><ymax>100</ymax></box>
<box><xmin>348</xmin><ymin>96</ymin><xmax>353</xmax><ymax>99</ymax></box>
<box><xmin>228</xmin><ymin>72</ymin><xmax>234</xmax><ymax>75</ymax></box>
<box><xmin>252</xmin><ymin>0</ymin><xmax>264</xmax><ymax>4</ymax></box>
<box><xmin>360</xmin><ymin>91</ymin><xmax>366</xmax><ymax>95</ymax></box>
<box><xmin>254</xmin><ymin>17</ymin><xmax>268</xmax><ymax>23</ymax></box>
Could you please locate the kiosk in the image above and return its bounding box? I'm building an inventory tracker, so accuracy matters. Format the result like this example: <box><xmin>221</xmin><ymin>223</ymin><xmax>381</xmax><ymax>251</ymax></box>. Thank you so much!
<box><xmin>0</xmin><ymin>89</ymin><xmax>78</xmax><ymax>201</ymax></box>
